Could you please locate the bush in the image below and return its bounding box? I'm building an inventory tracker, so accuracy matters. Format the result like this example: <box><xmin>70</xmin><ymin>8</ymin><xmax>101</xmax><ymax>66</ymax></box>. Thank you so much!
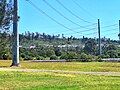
<box><xmin>21</xmin><ymin>53</ymin><xmax>25</xmax><ymax>58</ymax></box>
<box><xmin>107</xmin><ymin>50</ymin><xmax>118</xmax><ymax>58</ymax></box>
<box><xmin>96</xmin><ymin>55</ymin><xmax>102</xmax><ymax>62</ymax></box>
<box><xmin>78</xmin><ymin>53</ymin><xmax>93</xmax><ymax>62</ymax></box>
<box><xmin>60</xmin><ymin>52</ymin><xmax>77</xmax><ymax>60</ymax></box>
<box><xmin>60</xmin><ymin>53</ymin><xmax>68</xmax><ymax>60</ymax></box>
<box><xmin>2</xmin><ymin>54</ymin><xmax>11</xmax><ymax>60</ymax></box>
<box><xmin>55</xmin><ymin>48</ymin><xmax>62</xmax><ymax>56</ymax></box>
<box><xmin>100</xmin><ymin>54</ymin><xmax>110</xmax><ymax>58</ymax></box>
<box><xmin>24</xmin><ymin>55</ymin><xmax>33</xmax><ymax>60</ymax></box>
<box><xmin>67</xmin><ymin>52</ymin><xmax>77</xmax><ymax>59</ymax></box>
<box><xmin>50</xmin><ymin>55</ymin><xmax>58</xmax><ymax>60</ymax></box>
<box><xmin>46</xmin><ymin>49</ymin><xmax>55</xmax><ymax>57</ymax></box>
<box><xmin>36</xmin><ymin>56</ymin><xmax>45</xmax><ymax>60</ymax></box>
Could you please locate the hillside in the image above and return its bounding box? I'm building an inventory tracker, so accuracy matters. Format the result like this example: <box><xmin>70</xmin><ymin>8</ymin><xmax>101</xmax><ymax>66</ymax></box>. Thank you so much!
<box><xmin>0</xmin><ymin>31</ymin><xmax>120</xmax><ymax>61</ymax></box>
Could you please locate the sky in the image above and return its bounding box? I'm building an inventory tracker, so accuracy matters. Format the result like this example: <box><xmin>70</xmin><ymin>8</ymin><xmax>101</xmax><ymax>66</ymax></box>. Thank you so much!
<box><xmin>18</xmin><ymin>0</ymin><xmax>120</xmax><ymax>40</ymax></box>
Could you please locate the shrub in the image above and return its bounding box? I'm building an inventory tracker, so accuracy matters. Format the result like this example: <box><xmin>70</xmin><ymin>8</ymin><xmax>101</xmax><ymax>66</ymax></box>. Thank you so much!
<box><xmin>77</xmin><ymin>53</ymin><xmax>93</xmax><ymax>62</ymax></box>
<box><xmin>21</xmin><ymin>53</ymin><xmax>25</xmax><ymax>58</ymax></box>
<box><xmin>2</xmin><ymin>54</ymin><xmax>11</xmax><ymax>60</ymax></box>
<box><xmin>24</xmin><ymin>55</ymin><xmax>33</xmax><ymax>60</ymax></box>
<box><xmin>36</xmin><ymin>56</ymin><xmax>45</xmax><ymax>60</ymax></box>
<box><xmin>107</xmin><ymin>50</ymin><xmax>118</xmax><ymax>58</ymax></box>
<box><xmin>46</xmin><ymin>49</ymin><xmax>55</xmax><ymax>57</ymax></box>
<box><xmin>50</xmin><ymin>55</ymin><xmax>58</xmax><ymax>60</ymax></box>
<box><xmin>100</xmin><ymin>54</ymin><xmax>110</xmax><ymax>58</ymax></box>
<box><xmin>55</xmin><ymin>48</ymin><xmax>62</xmax><ymax>56</ymax></box>
<box><xmin>96</xmin><ymin>55</ymin><xmax>102</xmax><ymax>62</ymax></box>
<box><xmin>60</xmin><ymin>53</ymin><xmax>68</xmax><ymax>60</ymax></box>
<box><xmin>67</xmin><ymin>52</ymin><xmax>77</xmax><ymax>59</ymax></box>
<box><xmin>60</xmin><ymin>52</ymin><xmax>77</xmax><ymax>60</ymax></box>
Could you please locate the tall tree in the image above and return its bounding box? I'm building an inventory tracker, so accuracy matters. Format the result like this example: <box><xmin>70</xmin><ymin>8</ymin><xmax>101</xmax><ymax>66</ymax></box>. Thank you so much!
<box><xmin>0</xmin><ymin>0</ymin><xmax>13</xmax><ymax>31</ymax></box>
<box><xmin>84</xmin><ymin>39</ymin><xmax>97</xmax><ymax>55</ymax></box>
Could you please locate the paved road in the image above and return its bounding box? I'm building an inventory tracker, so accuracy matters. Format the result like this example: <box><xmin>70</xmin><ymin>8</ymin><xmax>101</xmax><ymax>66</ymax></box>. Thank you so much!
<box><xmin>0</xmin><ymin>68</ymin><xmax>120</xmax><ymax>76</ymax></box>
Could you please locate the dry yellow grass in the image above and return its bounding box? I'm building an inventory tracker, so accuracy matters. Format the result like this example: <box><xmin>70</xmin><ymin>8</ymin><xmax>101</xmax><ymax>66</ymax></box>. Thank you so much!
<box><xmin>0</xmin><ymin>60</ymin><xmax>120</xmax><ymax>72</ymax></box>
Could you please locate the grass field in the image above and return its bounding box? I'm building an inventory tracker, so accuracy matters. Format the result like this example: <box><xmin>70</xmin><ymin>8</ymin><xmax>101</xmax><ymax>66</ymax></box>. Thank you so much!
<box><xmin>0</xmin><ymin>60</ymin><xmax>120</xmax><ymax>90</ymax></box>
<box><xmin>0</xmin><ymin>60</ymin><xmax>120</xmax><ymax>72</ymax></box>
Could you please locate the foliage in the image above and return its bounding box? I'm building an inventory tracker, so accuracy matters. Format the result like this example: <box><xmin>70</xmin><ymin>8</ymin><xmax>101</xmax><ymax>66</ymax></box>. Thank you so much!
<box><xmin>60</xmin><ymin>53</ymin><xmax>68</xmax><ymax>60</ymax></box>
<box><xmin>46</xmin><ymin>49</ymin><xmax>55</xmax><ymax>57</ymax></box>
<box><xmin>0</xmin><ymin>0</ymin><xmax>13</xmax><ymax>30</ymax></box>
<box><xmin>50</xmin><ymin>55</ymin><xmax>58</xmax><ymax>60</ymax></box>
<box><xmin>106</xmin><ymin>50</ymin><xmax>118</xmax><ymax>58</ymax></box>
<box><xmin>60</xmin><ymin>52</ymin><xmax>78</xmax><ymax>60</ymax></box>
<box><xmin>84</xmin><ymin>39</ymin><xmax>97</xmax><ymax>55</ymax></box>
<box><xmin>77</xmin><ymin>53</ymin><xmax>92</xmax><ymax>62</ymax></box>
<box><xmin>36</xmin><ymin>56</ymin><xmax>45</xmax><ymax>60</ymax></box>
<box><xmin>67</xmin><ymin>52</ymin><xmax>77</xmax><ymax>59</ymax></box>
<box><xmin>24</xmin><ymin>55</ymin><xmax>33</xmax><ymax>60</ymax></box>
<box><xmin>54</xmin><ymin>47</ymin><xmax>62</xmax><ymax>56</ymax></box>
<box><xmin>1</xmin><ymin>31</ymin><xmax>120</xmax><ymax>61</ymax></box>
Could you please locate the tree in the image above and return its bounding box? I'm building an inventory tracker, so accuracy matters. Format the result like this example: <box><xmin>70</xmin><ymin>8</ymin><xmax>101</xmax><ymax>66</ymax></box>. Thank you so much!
<box><xmin>0</xmin><ymin>31</ymin><xmax>11</xmax><ymax>59</ymax></box>
<box><xmin>0</xmin><ymin>0</ymin><xmax>13</xmax><ymax>31</ymax></box>
<box><xmin>54</xmin><ymin>47</ymin><xmax>62</xmax><ymax>56</ymax></box>
<box><xmin>46</xmin><ymin>49</ymin><xmax>55</xmax><ymax>57</ymax></box>
<box><xmin>84</xmin><ymin>39</ymin><xmax>97</xmax><ymax>55</ymax></box>
<box><xmin>106</xmin><ymin>44</ymin><xmax>117</xmax><ymax>51</ymax></box>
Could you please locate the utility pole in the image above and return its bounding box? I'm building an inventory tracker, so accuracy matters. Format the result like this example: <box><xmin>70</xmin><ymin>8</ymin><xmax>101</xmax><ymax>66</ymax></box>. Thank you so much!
<box><xmin>11</xmin><ymin>0</ymin><xmax>19</xmax><ymax>66</ymax></box>
<box><xmin>118</xmin><ymin>20</ymin><xmax>120</xmax><ymax>42</ymax></box>
<box><xmin>98</xmin><ymin>19</ymin><xmax>101</xmax><ymax>55</ymax></box>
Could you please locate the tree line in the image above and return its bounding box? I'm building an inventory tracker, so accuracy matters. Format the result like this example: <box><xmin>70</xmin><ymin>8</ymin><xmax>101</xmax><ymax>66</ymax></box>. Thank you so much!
<box><xmin>0</xmin><ymin>31</ymin><xmax>120</xmax><ymax>62</ymax></box>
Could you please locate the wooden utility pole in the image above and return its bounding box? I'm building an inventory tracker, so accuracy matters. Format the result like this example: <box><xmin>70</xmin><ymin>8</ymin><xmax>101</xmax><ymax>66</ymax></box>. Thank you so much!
<box><xmin>98</xmin><ymin>19</ymin><xmax>101</xmax><ymax>55</ymax></box>
<box><xmin>11</xmin><ymin>0</ymin><xmax>19</xmax><ymax>66</ymax></box>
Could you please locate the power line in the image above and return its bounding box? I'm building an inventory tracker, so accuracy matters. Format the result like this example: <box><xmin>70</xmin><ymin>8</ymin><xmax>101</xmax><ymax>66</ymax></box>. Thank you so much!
<box><xmin>68</xmin><ymin>23</ymin><xmax>97</xmax><ymax>30</ymax></box>
<box><xmin>53</xmin><ymin>27</ymin><xmax>97</xmax><ymax>35</ymax></box>
<box><xmin>26</xmin><ymin>0</ymin><xmax>79</xmax><ymax>33</ymax></box>
<box><xmin>64</xmin><ymin>31</ymin><xmax>97</xmax><ymax>37</ymax></box>
<box><xmin>42</xmin><ymin>0</ymin><xmax>89</xmax><ymax>29</ymax></box>
<box><xmin>55</xmin><ymin>0</ymin><xmax>94</xmax><ymax>24</ymax></box>
<box><xmin>101</xmin><ymin>28</ymin><xmax>118</xmax><ymax>32</ymax></box>
<box><xmin>85</xmin><ymin>32</ymin><xmax>97</xmax><ymax>36</ymax></box>
<box><xmin>26</xmin><ymin>0</ymin><xmax>97</xmax><ymax>35</ymax></box>
<box><xmin>101</xmin><ymin>24</ymin><xmax>117</xmax><ymax>28</ymax></box>
<box><xmin>101</xmin><ymin>32</ymin><xmax>118</xmax><ymax>37</ymax></box>
<box><xmin>72</xmin><ymin>0</ymin><xmax>97</xmax><ymax>19</ymax></box>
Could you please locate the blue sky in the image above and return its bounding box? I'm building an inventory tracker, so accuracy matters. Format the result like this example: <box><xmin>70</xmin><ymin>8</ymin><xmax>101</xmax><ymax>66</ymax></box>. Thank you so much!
<box><xmin>18</xmin><ymin>0</ymin><xmax>120</xmax><ymax>40</ymax></box>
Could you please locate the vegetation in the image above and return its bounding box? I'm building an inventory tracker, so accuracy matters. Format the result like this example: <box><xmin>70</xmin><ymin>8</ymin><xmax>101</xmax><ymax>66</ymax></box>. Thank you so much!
<box><xmin>0</xmin><ymin>1</ymin><xmax>119</xmax><ymax>90</ymax></box>
<box><xmin>0</xmin><ymin>1</ymin><xmax>120</xmax><ymax>62</ymax></box>
<box><xmin>0</xmin><ymin>31</ymin><xmax>120</xmax><ymax>61</ymax></box>
<box><xmin>0</xmin><ymin>60</ymin><xmax>120</xmax><ymax>90</ymax></box>
<box><xmin>0</xmin><ymin>60</ymin><xmax>120</xmax><ymax>72</ymax></box>
<box><xmin>0</xmin><ymin>71</ymin><xmax>119</xmax><ymax>90</ymax></box>
<box><xmin>0</xmin><ymin>0</ymin><xmax>13</xmax><ymax>30</ymax></box>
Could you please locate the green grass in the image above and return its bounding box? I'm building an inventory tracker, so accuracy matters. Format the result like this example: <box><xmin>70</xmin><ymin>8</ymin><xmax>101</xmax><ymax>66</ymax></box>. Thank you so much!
<box><xmin>0</xmin><ymin>60</ymin><xmax>120</xmax><ymax>90</ymax></box>
<box><xmin>0</xmin><ymin>60</ymin><xmax>120</xmax><ymax>72</ymax></box>
<box><xmin>0</xmin><ymin>72</ymin><xmax>120</xmax><ymax>90</ymax></box>
<box><xmin>0</xmin><ymin>71</ymin><xmax>120</xmax><ymax>90</ymax></box>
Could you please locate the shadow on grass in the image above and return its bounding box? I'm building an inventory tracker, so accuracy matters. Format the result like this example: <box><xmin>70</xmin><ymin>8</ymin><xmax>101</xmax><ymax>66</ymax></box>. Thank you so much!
<box><xmin>0</xmin><ymin>66</ymin><xmax>10</xmax><ymax>68</ymax></box>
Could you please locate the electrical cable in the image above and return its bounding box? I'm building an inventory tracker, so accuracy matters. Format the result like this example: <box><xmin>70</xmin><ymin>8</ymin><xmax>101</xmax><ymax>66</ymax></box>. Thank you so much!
<box><xmin>72</xmin><ymin>0</ymin><xmax>97</xmax><ymax>19</ymax></box>
<box><xmin>26</xmin><ymin>0</ymin><xmax>79</xmax><ymax>33</ymax></box>
<box><xmin>56</xmin><ymin>0</ymin><xmax>94</xmax><ymax>24</ymax></box>
<box><xmin>42</xmin><ymin>0</ymin><xmax>90</xmax><ymax>29</ymax></box>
